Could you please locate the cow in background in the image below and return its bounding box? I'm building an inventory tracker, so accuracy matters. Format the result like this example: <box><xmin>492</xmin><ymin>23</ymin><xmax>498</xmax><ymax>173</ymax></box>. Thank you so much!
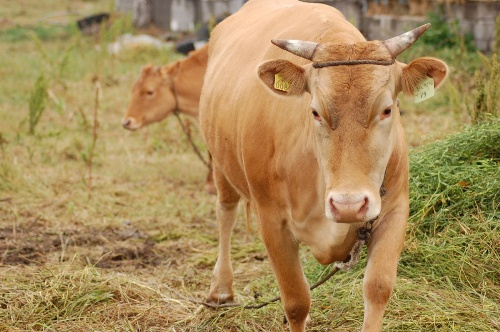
<box><xmin>122</xmin><ymin>45</ymin><xmax>214</xmax><ymax>194</ymax></box>
<box><xmin>199</xmin><ymin>0</ymin><xmax>448</xmax><ymax>330</ymax></box>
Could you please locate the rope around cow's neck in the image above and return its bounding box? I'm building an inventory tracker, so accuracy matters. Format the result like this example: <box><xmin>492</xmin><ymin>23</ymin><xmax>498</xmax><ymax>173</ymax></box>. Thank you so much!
<box><xmin>171</xmin><ymin>79</ymin><xmax>211</xmax><ymax>170</ymax></box>
<box><xmin>193</xmin><ymin>215</ymin><xmax>378</xmax><ymax>310</ymax></box>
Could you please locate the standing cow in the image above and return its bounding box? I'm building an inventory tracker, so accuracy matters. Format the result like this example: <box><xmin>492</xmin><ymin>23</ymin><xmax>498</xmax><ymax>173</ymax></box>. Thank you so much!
<box><xmin>121</xmin><ymin>45</ymin><xmax>215</xmax><ymax>194</ymax></box>
<box><xmin>199</xmin><ymin>0</ymin><xmax>448</xmax><ymax>331</ymax></box>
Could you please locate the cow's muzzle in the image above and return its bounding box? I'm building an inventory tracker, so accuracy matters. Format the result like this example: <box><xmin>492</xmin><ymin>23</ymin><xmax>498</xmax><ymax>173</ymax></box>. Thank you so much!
<box><xmin>325</xmin><ymin>192</ymin><xmax>380</xmax><ymax>223</ymax></box>
<box><xmin>122</xmin><ymin>117</ymin><xmax>141</xmax><ymax>130</ymax></box>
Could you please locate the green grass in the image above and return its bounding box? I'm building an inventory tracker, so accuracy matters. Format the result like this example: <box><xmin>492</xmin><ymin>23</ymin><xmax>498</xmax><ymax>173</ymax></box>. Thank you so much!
<box><xmin>0</xmin><ymin>2</ymin><xmax>499</xmax><ymax>331</ymax></box>
<box><xmin>0</xmin><ymin>23</ymin><xmax>81</xmax><ymax>42</ymax></box>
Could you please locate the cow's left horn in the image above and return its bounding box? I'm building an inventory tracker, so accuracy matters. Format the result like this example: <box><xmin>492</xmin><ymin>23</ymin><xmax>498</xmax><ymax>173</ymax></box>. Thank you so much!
<box><xmin>272</xmin><ymin>39</ymin><xmax>319</xmax><ymax>60</ymax></box>
<box><xmin>384</xmin><ymin>23</ymin><xmax>430</xmax><ymax>58</ymax></box>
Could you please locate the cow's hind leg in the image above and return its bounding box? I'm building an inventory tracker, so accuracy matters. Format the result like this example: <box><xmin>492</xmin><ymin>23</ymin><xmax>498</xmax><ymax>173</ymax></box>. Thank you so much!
<box><xmin>205</xmin><ymin>166</ymin><xmax>240</xmax><ymax>304</ymax></box>
<box><xmin>362</xmin><ymin>212</ymin><xmax>407</xmax><ymax>332</ymax></box>
<box><xmin>259</xmin><ymin>209</ymin><xmax>310</xmax><ymax>332</ymax></box>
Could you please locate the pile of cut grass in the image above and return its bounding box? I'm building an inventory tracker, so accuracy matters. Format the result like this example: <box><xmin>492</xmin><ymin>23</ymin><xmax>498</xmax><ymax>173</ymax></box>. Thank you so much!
<box><xmin>398</xmin><ymin>120</ymin><xmax>499</xmax><ymax>329</ymax></box>
<box><xmin>409</xmin><ymin>120</ymin><xmax>500</xmax><ymax>231</ymax></box>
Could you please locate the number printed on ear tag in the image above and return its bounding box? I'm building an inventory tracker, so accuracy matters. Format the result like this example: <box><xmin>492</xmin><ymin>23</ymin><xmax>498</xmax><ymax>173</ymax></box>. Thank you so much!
<box><xmin>274</xmin><ymin>73</ymin><xmax>291</xmax><ymax>92</ymax></box>
<box><xmin>414</xmin><ymin>76</ymin><xmax>435</xmax><ymax>103</ymax></box>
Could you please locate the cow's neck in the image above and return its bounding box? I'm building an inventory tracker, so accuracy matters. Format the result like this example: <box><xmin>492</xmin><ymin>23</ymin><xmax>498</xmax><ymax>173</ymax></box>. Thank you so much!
<box><xmin>172</xmin><ymin>67</ymin><xmax>203</xmax><ymax>118</ymax></box>
<box><xmin>175</xmin><ymin>97</ymin><xmax>199</xmax><ymax>118</ymax></box>
<box><xmin>171</xmin><ymin>81</ymin><xmax>200</xmax><ymax>118</ymax></box>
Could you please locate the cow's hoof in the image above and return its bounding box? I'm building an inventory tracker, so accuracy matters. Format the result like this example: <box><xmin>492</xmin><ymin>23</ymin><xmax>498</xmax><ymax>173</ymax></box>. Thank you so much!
<box><xmin>205</xmin><ymin>292</ymin><xmax>234</xmax><ymax>305</ymax></box>
<box><xmin>283</xmin><ymin>314</ymin><xmax>312</xmax><ymax>326</ymax></box>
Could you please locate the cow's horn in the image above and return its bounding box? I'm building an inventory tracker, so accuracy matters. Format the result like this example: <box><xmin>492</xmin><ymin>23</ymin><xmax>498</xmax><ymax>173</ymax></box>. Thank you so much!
<box><xmin>384</xmin><ymin>23</ymin><xmax>430</xmax><ymax>58</ymax></box>
<box><xmin>272</xmin><ymin>39</ymin><xmax>319</xmax><ymax>60</ymax></box>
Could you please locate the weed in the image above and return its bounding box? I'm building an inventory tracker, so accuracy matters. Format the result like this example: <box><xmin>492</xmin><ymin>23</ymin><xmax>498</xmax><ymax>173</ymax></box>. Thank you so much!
<box><xmin>467</xmin><ymin>16</ymin><xmax>500</xmax><ymax>123</ymax></box>
<box><xmin>27</xmin><ymin>73</ymin><xmax>48</xmax><ymax>135</ymax></box>
<box><xmin>421</xmin><ymin>11</ymin><xmax>476</xmax><ymax>52</ymax></box>
<box><xmin>469</xmin><ymin>55</ymin><xmax>500</xmax><ymax>123</ymax></box>
<box><xmin>24</xmin><ymin>33</ymin><xmax>80</xmax><ymax>135</ymax></box>
<box><xmin>86</xmin><ymin>80</ymin><xmax>101</xmax><ymax>196</ymax></box>
<box><xmin>0</xmin><ymin>133</ymin><xmax>6</xmax><ymax>155</ymax></box>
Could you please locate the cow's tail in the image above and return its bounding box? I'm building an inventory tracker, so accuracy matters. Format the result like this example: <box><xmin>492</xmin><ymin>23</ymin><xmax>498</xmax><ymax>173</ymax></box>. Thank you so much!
<box><xmin>245</xmin><ymin>200</ymin><xmax>252</xmax><ymax>238</ymax></box>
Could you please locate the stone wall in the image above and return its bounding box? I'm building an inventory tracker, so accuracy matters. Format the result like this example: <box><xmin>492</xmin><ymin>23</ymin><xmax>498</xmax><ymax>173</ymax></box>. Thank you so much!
<box><xmin>116</xmin><ymin>0</ymin><xmax>244</xmax><ymax>31</ymax></box>
<box><xmin>116</xmin><ymin>0</ymin><xmax>499</xmax><ymax>52</ymax></box>
<box><xmin>363</xmin><ymin>1</ymin><xmax>499</xmax><ymax>52</ymax></box>
<box><xmin>116</xmin><ymin>0</ymin><xmax>134</xmax><ymax>13</ymax></box>
<box><xmin>448</xmin><ymin>1</ymin><xmax>499</xmax><ymax>52</ymax></box>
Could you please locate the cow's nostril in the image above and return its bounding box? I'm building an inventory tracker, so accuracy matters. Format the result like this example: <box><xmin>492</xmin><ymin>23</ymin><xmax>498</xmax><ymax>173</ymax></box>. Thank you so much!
<box><xmin>358</xmin><ymin>197</ymin><xmax>369</xmax><ymax>217</ymax></box>
<box><xmin>329</xmin><ymin>198</ymin><xmax>340</xmax><ymax>219</ymax></box>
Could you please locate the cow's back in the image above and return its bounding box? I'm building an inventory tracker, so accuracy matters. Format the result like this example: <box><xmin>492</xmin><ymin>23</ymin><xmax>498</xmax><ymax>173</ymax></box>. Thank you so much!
<box><xmin>200</xmin><ymin>0</ymin><xmax>363</xmax><ymax>202</ymax></box>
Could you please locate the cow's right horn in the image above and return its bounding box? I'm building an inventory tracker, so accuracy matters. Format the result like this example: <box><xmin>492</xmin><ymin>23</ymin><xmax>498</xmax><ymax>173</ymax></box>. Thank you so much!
<box><xmin>384</xmin><ymin>23</ymin><xmax>430</xmax><ymax>58</ymax></box>
<box><xmin>272</xmin><ymin>39</ymin><xmax>319</xmax><ymax>60</ymax></box>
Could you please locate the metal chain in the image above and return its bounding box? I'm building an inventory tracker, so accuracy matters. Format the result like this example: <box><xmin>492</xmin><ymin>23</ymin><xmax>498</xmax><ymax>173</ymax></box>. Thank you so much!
<box><xmin>172</xmin><ymin>111</ymin><xmax>211</xmax><ymax>170</ymax></box>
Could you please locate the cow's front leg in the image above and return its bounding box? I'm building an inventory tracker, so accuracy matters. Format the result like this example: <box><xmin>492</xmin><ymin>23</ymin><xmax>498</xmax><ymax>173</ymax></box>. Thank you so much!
<box><xmin>205</xmin><ymin>168</ymin><xmax>240</xmax><ymax>304</ymax></box>
<box><xmin>361</xmin><ymin>210</ymin><xmax>407</xmax><ymax>332</ymax></box>
<box><xmin>260</xmin><ymin>213</ymin><xmax>310</xmax><ymax>332</ymax></box>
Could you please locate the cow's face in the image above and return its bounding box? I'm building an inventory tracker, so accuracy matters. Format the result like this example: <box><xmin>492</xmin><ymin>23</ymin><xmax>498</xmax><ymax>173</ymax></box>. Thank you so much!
<box><xmin>122</xmin><ymin>64</ymin><xmax>179</xmax><ymax>130</ymax></box>
<box><xmin>258</xmin><ymin>25</ymin><xmax>448</xmax><ymax>223</ymax></box>
<box><xmin>309</xmin><ymin>63</ymin><xmax>400</xmax><ymax>223</ymax></box>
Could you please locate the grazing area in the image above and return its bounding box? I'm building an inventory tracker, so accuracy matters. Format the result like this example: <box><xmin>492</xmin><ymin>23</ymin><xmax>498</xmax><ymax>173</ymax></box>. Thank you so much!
<box><xmin>0</xmin><ymin>1</ymin><xmax>498</xmax><ymax>331</ymax></box>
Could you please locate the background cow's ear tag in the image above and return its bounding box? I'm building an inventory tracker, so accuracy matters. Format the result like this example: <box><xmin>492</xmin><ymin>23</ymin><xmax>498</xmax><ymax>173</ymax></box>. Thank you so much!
<box><xmin>274</xmin><ymin>73</ymin><xmax>291</xmax><ymax>92</ymax></box>
<box><xmin>414</xmin><ymin>76</ymin><xmax>435</xmax><ymax>103</ymax></box>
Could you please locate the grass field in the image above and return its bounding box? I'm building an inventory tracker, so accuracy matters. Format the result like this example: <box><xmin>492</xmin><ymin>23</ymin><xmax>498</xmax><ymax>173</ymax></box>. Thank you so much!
<box><xmin>0</xmin><ymin>1</ymin><xmax>498</xmax><ymax>331</ymax></box>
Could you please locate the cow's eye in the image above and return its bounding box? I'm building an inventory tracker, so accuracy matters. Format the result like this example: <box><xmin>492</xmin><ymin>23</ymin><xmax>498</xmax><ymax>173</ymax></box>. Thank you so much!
<box><xmin>312</xmin><ymin>110</ymin><xmax>322</xmax><ymax>124</ymax></box>
<box><xmin>146</xmin><ymin>90</ymin><xmax>154</xmax><ymax>95</ymax></box>
<box><xmin>381</xmin><ymin>108</ymin><xmax>392</xmax><ymax>120</ymax></box>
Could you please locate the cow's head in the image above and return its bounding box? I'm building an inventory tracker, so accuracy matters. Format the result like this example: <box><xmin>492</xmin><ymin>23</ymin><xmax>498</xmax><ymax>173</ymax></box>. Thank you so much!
<box><xmin>122</xmin><ymin>63</ymin><xmax>180</xmax><ymax>130</ymax></box>
<box><xmin>258</xmin><ymin>24</ymin><xmax>448</xmax><ymax>223</ymax></box>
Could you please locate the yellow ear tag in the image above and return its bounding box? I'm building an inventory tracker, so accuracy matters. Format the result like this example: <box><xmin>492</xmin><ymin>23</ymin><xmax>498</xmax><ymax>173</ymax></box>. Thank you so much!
<box><xmin>414</xmin><ymin>76</ymin><xmax>435</xmax><ymax>103</ymax></box>
<box><xmin>274</xmin><ymin>73</ymin><xmax>291</xmax><ymax>92</ymax></box>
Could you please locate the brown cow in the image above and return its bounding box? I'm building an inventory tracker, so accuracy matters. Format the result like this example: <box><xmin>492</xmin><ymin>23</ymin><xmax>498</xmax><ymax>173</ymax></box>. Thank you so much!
<box><xmin>199</xmin><ymin>0</ymin><xmax>448</xmax><ymax>331</ymax></box>
<box><xmin>122</xmin><ymin>45</ymin><xmax>207</xmax><ymax>129</ymax></box>
<box><xmin>121</xmin><ymin>45</ymin><xmax>215</xmax><ymax>194</ymax></box>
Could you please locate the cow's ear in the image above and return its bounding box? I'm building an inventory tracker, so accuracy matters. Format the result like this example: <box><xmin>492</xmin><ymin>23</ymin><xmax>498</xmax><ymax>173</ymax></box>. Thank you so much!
<box><xmin>401</xmin><ymin>57</ymin><xmax>448</xmax><ymax>95</ymax></box>
<box><xmin>160</xmin><ymin>61</ymin><xmax>181</xmax><ymax>79</ymax></box>
<box><xmin>141</xmin><ymin>64</ymin><xmax>155</xmax><ymax>75</ymax></box>
<box><xmin>258</xmin><ymin>60</ymin><xmax>306</xmax><ymax>96</ymax></box>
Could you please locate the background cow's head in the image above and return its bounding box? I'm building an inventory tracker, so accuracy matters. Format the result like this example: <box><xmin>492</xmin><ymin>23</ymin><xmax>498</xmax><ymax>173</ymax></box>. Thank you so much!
<box><xmin>258</xmin><ymin>24</ymin><xmax>448</xmax><ymax>224</ymax></box>
<box><xmin>122</xmin><ymin>63</ymin><xmax>180</xmax><ymax>130</ymax></box>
